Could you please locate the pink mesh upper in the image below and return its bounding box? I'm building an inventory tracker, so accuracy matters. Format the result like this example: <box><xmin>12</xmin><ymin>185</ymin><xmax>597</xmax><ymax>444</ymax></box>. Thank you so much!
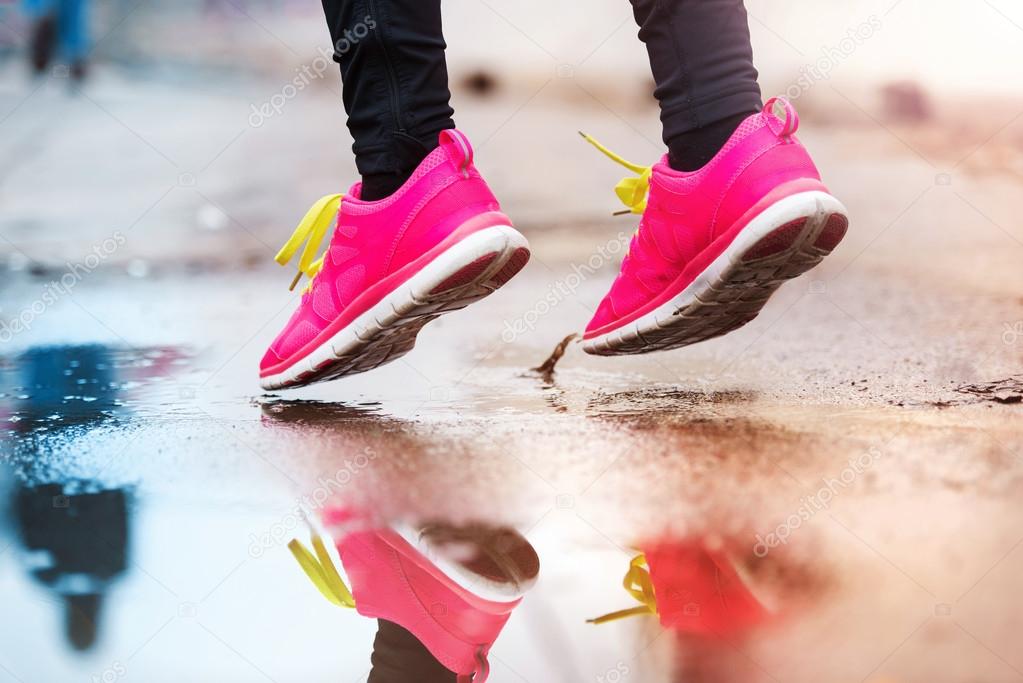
<box><xmin>278</xmin><ymin>318</ymin><xmax>320</xmax><ymax>356</ymax></box>
<box><xmin>586</xmin><ymin>102</ymin><xmax>825</xmax><ymax>336</ymax></box>
<box><xmin>311</xmin><ymin>281</ymin><xmax>338</xmax><ymax>321</ymax></box>
<box><xmin>334</xmin><ymin>263</ymin><xmax>366</xmax><ymax>307</ymax></box>
<box><xmin>330</xmin><ymin>244</ymin><xmax>359</xmax><ymax>266</ymax></box>
<box><xmin>260</xmin><ymin>128</ymin><xmax>505</xmax><ymax>374</ymax></box>
<box><xmin>341</xmin><ymin>149</ymin><xmax>449</xmax><ymax>215</ymax></box>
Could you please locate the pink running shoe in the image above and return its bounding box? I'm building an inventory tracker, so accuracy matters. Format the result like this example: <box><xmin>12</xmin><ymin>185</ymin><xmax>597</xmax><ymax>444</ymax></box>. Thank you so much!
<box><xmin>290</xmin><ymin>512</ymin><xmax>540</xmax><ymax>682</ymax></box>
<box><xmin>589</xmin><ymin>540</ymin><xmax>770</xmax><ymax>637</ymax></box>
<box><xmin>260</xmin><ymin>129</ymin><xmax>531</xmax><ymax>390</ymax></box>
<box><xmin>581</xmin><ymin>98</ymin><xmax>849</xmax><ymax>356</ymax></box>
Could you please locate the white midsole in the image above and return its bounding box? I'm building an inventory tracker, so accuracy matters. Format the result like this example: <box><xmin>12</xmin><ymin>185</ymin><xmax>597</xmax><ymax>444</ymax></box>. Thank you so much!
<box><xmin>582</xmin><ymin>191</ymin><xmax>848</xmax><ymax>353</ymax></box>
<box><xmin>261</xmin><ymin>225</ymin><xmax>528</xmax><ymax>390</ymax></box>
<box><xmin>392</xmin><ymin>522</ymin><xmax>536</xmax><ymax>603</ymax></box>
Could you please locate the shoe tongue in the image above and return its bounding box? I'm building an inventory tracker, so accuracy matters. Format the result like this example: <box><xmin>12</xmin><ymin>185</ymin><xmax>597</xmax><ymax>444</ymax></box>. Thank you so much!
<box><xmin>346</xmin><ymin>181</ymin><xmax>363</xmax><ymax>200</ymax></box>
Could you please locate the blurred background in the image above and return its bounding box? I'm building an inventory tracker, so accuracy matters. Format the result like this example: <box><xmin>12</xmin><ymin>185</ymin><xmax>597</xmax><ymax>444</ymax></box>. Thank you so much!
<box><xmin>1</xmin><ymin>1</ymin><xmax>1023</xmax><ymax>682</ymax></box>
<box><xmin>1</xmin><ymin>0</ymin><xmax>1022</xmax><ymax>267</ymax></box>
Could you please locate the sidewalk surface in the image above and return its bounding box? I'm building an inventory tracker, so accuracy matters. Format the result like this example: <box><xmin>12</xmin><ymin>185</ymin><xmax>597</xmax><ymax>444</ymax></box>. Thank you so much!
<box><xmin>1</xmin><ymin>2</ymin><xmax>1023</xmax><ymax>682</ymax></box>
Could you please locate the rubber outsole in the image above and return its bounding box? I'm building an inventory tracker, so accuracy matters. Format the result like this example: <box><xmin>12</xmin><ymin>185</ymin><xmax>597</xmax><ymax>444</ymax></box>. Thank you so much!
<box><xmin>261</xmin><ymin>226</ymin><xmax>530</xmax><ymax>390</ymax></box>
<box><xmin>583</xmin><ymin>191</ymin><xmax>849</xmax><ymax>356</ymax></box>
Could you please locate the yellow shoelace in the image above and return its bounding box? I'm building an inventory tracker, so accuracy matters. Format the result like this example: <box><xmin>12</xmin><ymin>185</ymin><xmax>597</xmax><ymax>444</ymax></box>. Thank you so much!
<box><xmin>274</xmin><ymin>193</ymin><xmax>344</xmax><ymax>292</ymax></box>
<box><xmin>288</xmin><ymin>531</ymin><xmax>356</xmax><ymax>608</ymax></box>
<box><xmin>587</xmin><ymin>553</ymin><xmax>658</xmax><ymax>624</ymax></box>
<box><xmin>578</xmin><ymin>132</ymin><xmax>653</xmax><ymax>216</ymax></box>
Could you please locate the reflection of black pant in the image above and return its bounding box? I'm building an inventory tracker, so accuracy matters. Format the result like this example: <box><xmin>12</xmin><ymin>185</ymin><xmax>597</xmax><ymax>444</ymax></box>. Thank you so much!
<box><xmin>367</xmin><ymin>620</ymin><xmax>455</xmax><ymax>683</ymax></box>
<box><xmin>320</xmin><ymin>0</ymin><xmax>761</xmax><ymax>177</ymax></box>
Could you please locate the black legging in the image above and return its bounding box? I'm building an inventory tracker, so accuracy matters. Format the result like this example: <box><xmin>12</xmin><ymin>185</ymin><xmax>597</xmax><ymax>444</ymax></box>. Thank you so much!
<box><xmin>320</xmin><ymin>0</ymin><xmax>762</xmax><ymax>180</ymax></box>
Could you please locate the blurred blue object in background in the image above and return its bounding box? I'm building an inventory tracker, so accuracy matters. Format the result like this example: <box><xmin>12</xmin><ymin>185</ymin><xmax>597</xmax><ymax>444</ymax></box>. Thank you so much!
<box><xmin>22</xmin><ymin>0</ymin><xmax>89</xmax><ymax>78</ymax></box>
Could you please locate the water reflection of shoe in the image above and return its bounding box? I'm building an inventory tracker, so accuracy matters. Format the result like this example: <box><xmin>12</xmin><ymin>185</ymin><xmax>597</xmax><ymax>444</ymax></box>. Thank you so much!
<box><xmin>260</xmin><ymin>129</ymin><xmax>530</xmax><ymax>390</ymax></box>
<box><xmin>582</xmin><ymin>98</ymin><xmax>848</xmax><ymax>355</ymax></box>
<box><xmin>589</xmin><ymin>539</ymin><xmax>768</xmax><ymax>637</ymax></box>
<box><xmin>290</xmin><ymin>511</ymin><xmax>539</xmax><ymax>682</ymax></box>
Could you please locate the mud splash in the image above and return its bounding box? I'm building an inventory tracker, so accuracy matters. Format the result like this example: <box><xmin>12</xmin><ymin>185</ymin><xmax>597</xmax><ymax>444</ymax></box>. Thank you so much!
<box><xmin>528</xmin><ymin>333</ymin><xmax>578</xmax><ymax>383</ymax></box>
<box><xmin>955</xmin><ymin>376</ymin><xmax>1023</xmax><ymax>405</ymax></box>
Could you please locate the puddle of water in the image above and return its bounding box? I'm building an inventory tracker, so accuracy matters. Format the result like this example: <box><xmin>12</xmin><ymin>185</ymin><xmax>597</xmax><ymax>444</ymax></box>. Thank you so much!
<box><xmin>2</xmin><ymin>344</ymin><xmax>1022</xmax><ymax>682</ymax></box>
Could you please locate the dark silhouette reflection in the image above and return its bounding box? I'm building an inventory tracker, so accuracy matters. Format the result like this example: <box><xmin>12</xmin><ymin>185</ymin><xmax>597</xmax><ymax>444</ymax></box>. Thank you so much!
<box><xmin>585</xmin><ymin>387</ymin><xmax>755</xmax><ymax>421</ymax></box>
<box><xmin>259</xmin><ymin>397</ymin><xmax>387</xmax><ymax>427</ymax></box>
<box><xmin>257</xmin><ymin>397</ymin><xmax>415</xmax><ymax>458</ymax></box>
<box><xmin>537</xmin><ymin>382</ymin><xmax>757</xmax><ymax>422</ymax></box>
<box><xmin>14</xmin><ymin>481</ymin><xmax>130</xmax><ymax>651</ymax></box>
<box><xmin>0</xmin><ymin>345</ymin><xmax>172</xmax><ymax>652</ymax></box>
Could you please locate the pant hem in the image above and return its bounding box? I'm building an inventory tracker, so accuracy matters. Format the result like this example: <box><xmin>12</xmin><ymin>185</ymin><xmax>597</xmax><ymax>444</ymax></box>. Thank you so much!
<box><xmin>660</xmin><ymin>88</ymin><xmax>763</xmax><ymax>139</ymax></box>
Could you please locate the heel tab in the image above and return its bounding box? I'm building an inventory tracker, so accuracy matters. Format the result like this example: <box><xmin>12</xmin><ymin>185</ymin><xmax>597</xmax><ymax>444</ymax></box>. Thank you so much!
<box><xmin>763</xmin><ymin>97</ymin><xmax>799</xmax><ymax>139</ymax></box>
<box><xmin>439</xmin><ymin>129</ymin><xmax>474</xmax><ymax>177</ymax></box>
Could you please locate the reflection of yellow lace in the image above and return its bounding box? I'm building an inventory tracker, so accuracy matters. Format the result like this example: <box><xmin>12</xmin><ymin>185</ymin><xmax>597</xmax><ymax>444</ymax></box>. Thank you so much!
<box><xmin>578</xmin><ymin>132</ymin><xmax>653</xmax><ymax>215</ymax></box>
<box><xmin>274</xmin><ymin>194</ymin><xmax>343</xmax><ymax>292</ymax></box>
<box><xmin>288</xmin><ymin>531</ymin><xmax>356</xmax><ymax>608</ymax></box>
<box><xmin>587</xmin><ymin>553</ymin><xmax>657</xmax><ymax>624</ymax></box>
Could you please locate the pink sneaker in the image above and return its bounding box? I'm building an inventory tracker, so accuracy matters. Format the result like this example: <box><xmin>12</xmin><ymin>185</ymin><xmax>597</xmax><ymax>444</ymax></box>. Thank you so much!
<box><xmin>260</xmin><ymin>129</ymin><xmax>531</xmax><ymax>390</ymax></box>
<box><xmin>581</xmin><ymin>98</ymin><xmax>849</xmax><ymax>355</ymax></box>
<box><xmin>589</xmin><ymin>540</ymin><xmax>770</xmax><ymax>637</ymax></box>
<box><xmin>290</xmin><ymin>512</ymin><xmax>540</xmax><ymax>682</ymax></box>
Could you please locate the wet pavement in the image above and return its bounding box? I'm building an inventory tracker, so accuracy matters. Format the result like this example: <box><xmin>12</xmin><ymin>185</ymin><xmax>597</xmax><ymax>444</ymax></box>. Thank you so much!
<box><xmin>4</xmin><ymin>4</ymin><xmax>1023</xmax><ymax>682</ymax></box>
<box><xmin>2</xmin><ymin>247</ymin><xmax>1022</xmax><ymax>682</ymax></box>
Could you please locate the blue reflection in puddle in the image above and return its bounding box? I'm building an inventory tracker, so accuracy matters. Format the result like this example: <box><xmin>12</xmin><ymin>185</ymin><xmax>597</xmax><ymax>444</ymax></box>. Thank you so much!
<box><xmin>1</xmin><ymin>345</ymin><xmax>179</xmax><ymax>654</ymax></box>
